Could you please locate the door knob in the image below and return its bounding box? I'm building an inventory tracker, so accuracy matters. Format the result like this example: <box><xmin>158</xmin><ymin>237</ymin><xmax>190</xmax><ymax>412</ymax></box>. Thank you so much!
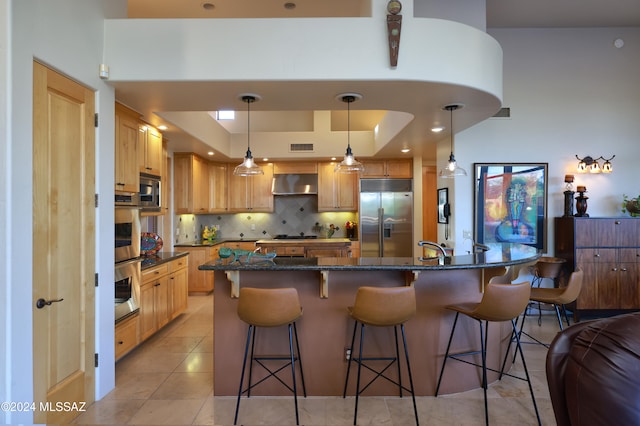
<box><xmin>36</xmin><ymin>298</ymin><xmax>64</xmax><ymax>309</ymax></box>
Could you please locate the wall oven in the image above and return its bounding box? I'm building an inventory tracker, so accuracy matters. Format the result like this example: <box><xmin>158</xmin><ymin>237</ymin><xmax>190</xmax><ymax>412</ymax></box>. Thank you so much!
<box><xmin>115</xmin><ymin>258</ymin><xmax>141</xmax><ymax>323</ymax></box>
<box><xmin>115</xmin><ymin>207</ymin><xmax>141</xmax><ymax>263</ymax></box>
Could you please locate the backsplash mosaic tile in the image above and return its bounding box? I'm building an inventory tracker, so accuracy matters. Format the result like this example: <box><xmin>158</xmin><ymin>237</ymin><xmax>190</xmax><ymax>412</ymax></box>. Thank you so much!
<box><xmin>174</xmin><ymin>195</ymin><xmax>357</xmax><ymax>244</ymax></box>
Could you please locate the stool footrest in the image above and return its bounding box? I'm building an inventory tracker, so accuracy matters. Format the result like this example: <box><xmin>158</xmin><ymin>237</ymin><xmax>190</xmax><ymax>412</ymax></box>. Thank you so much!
<box><xmin>350</xmin><ymin>357</ymin><xmax>414</xmax><ymax>395</ymax></box>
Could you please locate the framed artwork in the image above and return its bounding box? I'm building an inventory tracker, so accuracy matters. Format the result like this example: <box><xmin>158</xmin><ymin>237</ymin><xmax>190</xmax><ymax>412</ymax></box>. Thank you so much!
<box><xmin>474</xmin><ymin>163</ymin><xmax>548</xmax><ymax>250</ymax></box>
<box><xmin>437</xmin><ymin>188</ymin><xmax>449</xmax><ymax>224</ymax></box>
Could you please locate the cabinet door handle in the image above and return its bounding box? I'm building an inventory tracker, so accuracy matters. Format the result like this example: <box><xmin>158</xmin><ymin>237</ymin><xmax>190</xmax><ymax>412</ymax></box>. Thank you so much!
<box><xmin>154</xmin><ymin>282</ymin><xmax>161</xmax><ymax>287</ymax></box>
<box><xmin>612</xmin><ymin>267</ymin><xmax>618</xmax><ymax>271</ymax></box>
<box><xmin>594</xmin><ymin>253</ymin><xmax>600</xmax><ymax>257</ymax></box>
<box><xmin>615</xmin><ymin>220</ymin><xmax>621</xmax><ymax>225</ymax></box>
<box><xmin>118</xmin><ymin>340</ymin><xmax>124</xmax><ymax>345</ymax></box>
<box><xmin>621</xmin><ymin>268</ymin><xmax>628</xmax><ymax>272</ymax></box>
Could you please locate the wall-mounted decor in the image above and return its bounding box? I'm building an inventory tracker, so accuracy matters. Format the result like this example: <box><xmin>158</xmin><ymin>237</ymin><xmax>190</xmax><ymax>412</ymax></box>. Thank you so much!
<box><xmin>437</xmin><ymin>188</ymin><xmax>449</xmax><ymax>224</ymax></box>
<box><xmin>474</xmin><ymin>163</ymin><xmax>548</xmax><ymax>251</ymax></box>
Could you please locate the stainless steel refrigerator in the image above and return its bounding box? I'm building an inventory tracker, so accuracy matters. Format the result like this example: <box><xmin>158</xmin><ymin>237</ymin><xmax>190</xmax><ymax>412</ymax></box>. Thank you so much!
<box><xmin>359</xmin><ymin>179</ymin><xmax>413</xmax><ymax>257</ymax></box>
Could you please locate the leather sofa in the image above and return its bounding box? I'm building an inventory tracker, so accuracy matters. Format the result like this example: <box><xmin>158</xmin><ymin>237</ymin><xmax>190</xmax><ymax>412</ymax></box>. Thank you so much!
<box><xmin>546</xmin><ymin>312</ymin><xmax>640</xmax><ymax>426</ymax></box>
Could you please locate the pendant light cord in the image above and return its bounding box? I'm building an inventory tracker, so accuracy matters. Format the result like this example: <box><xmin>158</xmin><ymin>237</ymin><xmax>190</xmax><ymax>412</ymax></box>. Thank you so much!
<box><xmin>246</xmin><ymin>96</ymin><xmax>252</xmax><ymax>153</ymax></box>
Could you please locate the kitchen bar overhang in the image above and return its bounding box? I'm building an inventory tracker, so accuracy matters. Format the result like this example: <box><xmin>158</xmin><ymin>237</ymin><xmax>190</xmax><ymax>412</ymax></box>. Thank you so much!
<box><xmin>199</xmin><ymin>242</ymin><xmax>540</xmax><ymax>299</ymax></box>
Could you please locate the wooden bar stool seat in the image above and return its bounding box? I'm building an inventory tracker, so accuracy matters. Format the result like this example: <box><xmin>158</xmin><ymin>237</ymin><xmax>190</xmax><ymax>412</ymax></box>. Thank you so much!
<box><xmin>343</xmin><ymin>286</ymin><xmax>419</xmax><ymax>426</ymax></box>
<box><xmin>234</xmin><ymin>287</ymin><xmax>306</xmax><ymax>425</ymax></box>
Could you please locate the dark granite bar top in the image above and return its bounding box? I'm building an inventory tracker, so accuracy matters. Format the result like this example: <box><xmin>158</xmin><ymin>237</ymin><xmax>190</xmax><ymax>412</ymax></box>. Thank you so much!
<box><xmin>198</xmin><ymin>243</ymin><xmax>540</xmax><ymax>272</ymax></box>
<box><xmin>140</xmin><ymin>251</ymin><xmax>189</xmax><ymax>270</ymax></box>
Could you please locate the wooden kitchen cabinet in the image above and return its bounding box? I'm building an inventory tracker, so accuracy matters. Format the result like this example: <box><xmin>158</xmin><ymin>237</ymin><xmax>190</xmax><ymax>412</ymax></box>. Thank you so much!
<box><xmin>179</xmin><ymin>246</ymin><xmax>217</xmax><ymax>293</ymax></box>
<box><xmin>140</xmin><ymin>274</ymin><xmax>169</xmax><ymax>341</ymax></box>
<box><xmin>138</xmin><ymin>123</ymin><xmax>163</xmax><ymax>177</ymax></box>
<box><xmin>115</xmin><ymin>103</ymin><xmax>140</xmax><ymax>193</ymax></box>
<box><xmin>227</xmin><ymin>163</ymin><xmax>274</xmax><ymax>212</ymax></box>
<box><xmin>114</xmin><ymin>313</ymin><xmax>138</xmax><ymax>361</ymax></box>
<box><xmin>361</xmin><ymin>159</ymin><xmax>412</xmax><ymax>178</ymax></box>
<box><xmin>174</xmin><ymin>153</ymin><xmax>210</xmax><ymax>214</ymax></box>
<box><xmin>208</xmin><ymin>162</ymin><xmax>228</xmax><ymax>213</ymax></box>
<box><xmin>256</xmin><ymin>240</ymin><xmax>351</xmax><ymax>258</ymax></box>
<box><xmin>273</xmin><ymin>162</ymin><xmax>318</xmax><ymax>174</ymax></box>
<box><xmin>168</xmin><ymin>256</ymin><xmax>189</xmax><ymax>319</ymax></box>
<box><xmin>317</xmin><ymin>161</ymin><xmax>358</xmax><ymax>211</ymax></box>
<box><xmin>139</xmin><ymin>256</ymin><xmax>189</xmax><ymax>342</ymax></box>
<box><xmin>555</xmin><ymin>217</ymin><xmax>640</xmax><ymax>314</ymax></box>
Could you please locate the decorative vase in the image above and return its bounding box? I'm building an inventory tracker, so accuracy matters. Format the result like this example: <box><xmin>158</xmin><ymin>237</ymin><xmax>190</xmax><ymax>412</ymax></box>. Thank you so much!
<box><xmin>575</xmin><ymin>192</ymin><xmax>589</xmax><ymax>217</ymax></box>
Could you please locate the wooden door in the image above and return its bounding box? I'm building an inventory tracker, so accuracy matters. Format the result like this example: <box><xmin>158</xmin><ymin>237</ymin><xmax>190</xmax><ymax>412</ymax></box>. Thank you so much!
<box><xmin>32</xmin><ymin>62</ymin><xmax>95</xmax><ymax>424</ymax></box>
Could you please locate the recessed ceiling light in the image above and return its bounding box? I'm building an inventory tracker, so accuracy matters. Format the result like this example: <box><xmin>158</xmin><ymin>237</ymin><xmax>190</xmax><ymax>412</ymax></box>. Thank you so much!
<box><xmin>207</xmin><ymin>151</ymin><xmax>214</xmax><ymax>156</ymax></box>
<box><xmin>157</xmin><ymin>125</ymin><xmax>168</xmax><ymax>131</ymax></box>
<box><xmin>284</xmin><ymin>2</ymin><xmax>296</xmax><ymax>10</ymax></box>
<box><xmin>431</xmin><ymin>126</ymin><xmax>445</xmax><ymax>133</ymax></box>
<box><xmin>401</xmin><ymin>148</ymin><xmax>410</xmax><ymax>153</ymax></box>
<box><xmin>262</xmin><ymin>158</ymin><xmax>269</xmax><ymax>162</ymax></box>
<box><xmin>330</xmin><ymin>157</ymin><xmax>337</xmax><ymax>161</ymax></box>
<box><xmin>202</xmin><ymin>2</ymin><xmax>215</xmax><ymax>11</ymax></box>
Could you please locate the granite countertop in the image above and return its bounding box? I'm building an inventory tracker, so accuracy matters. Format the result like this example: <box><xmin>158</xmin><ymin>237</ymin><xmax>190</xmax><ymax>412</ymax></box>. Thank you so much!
<box><xmin>255</xmin><ymin>238</ymin><xmax>351</xmax><ymax>244</ymax></box>
<box><xmin>198</xmin><ymin>243</ymin><xmax>540</xmax><ymax>272</ymax></box>
<box><xmin>174</xmin><ymin>238</ymin><xmax>259</xmax><ymax>247</ymax></box>
<box><xmin>140</xmin><ymin>251</ymin><xmax>189</xmax><ymax>270</ymax></box>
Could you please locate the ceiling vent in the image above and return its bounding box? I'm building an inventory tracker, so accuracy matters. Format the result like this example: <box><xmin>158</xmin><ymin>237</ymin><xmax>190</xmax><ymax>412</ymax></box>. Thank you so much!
<box><xmin>492</xmin><ymin>107</ymin><xmax>511</xmax><ymax>118</ymax></box>
<box><xmin>290</xmin><ymin>143</ymin><xmax>314</xmax><ymax>152</ymax></box>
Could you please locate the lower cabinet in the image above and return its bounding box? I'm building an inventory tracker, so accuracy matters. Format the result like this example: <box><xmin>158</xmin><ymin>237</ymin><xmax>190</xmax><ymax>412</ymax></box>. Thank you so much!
<box><xmin>179</xmin><ymin>246</ymin><xmax>217</xmax><ymax>293</ymax></box>
<box><xmin>139</xmin><ymin>256</ymin><xmax>189</xmax><ymax>343</ymax></box>
<box><xmin>115</xmin><ymin>314</ymin><xmax>139</xmax><ymax>361</ymax></box>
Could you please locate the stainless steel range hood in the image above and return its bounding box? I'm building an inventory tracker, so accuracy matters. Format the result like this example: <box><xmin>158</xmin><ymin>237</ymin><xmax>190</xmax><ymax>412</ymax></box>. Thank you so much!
<box><xmin>272</xmin><ymin>174</ymin><xmax>318</xmax><ymax>195</ymax></box>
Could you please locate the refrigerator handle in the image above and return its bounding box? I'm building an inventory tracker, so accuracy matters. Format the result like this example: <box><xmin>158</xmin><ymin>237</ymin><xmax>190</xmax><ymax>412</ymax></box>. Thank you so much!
<box><xmin>378</xmin><ymin>207</ymin><xmax>384</xmax><ymax>256</ymax></box>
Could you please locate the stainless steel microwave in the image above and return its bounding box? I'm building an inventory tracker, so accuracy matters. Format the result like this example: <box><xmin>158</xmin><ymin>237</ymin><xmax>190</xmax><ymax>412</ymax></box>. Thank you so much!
<box><xmin>139</xmin><ymin>173</ymin><xmax>161</xmax><ymax>212</ymax></box>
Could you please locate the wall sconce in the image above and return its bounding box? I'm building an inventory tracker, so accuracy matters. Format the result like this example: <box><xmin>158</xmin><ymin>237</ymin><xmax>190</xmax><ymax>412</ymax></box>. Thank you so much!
<box><xmin>576</xmin><ymin>155</ymin><xmax>615</xmax><ymax>173</ymax></box>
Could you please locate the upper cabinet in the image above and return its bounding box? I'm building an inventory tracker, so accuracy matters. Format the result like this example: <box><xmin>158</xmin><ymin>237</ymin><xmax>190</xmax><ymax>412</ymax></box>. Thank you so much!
<box><xmin>174</xmin><ymin>153</ymin><xmax>210</xmax><ymax>214</ymax></box>
<box><xmin>208</xmin><ymin>162</ymin><xmax>228</xmax><ymax>213</ymax></box>
<box><xmin>138</xmin><ymin>124</ymin><xmax>163</xmax><ymax>177</ymax></box>
<box><xmin>361</xmin><ymin>159</ymin><xmax>412</xmax><ymax>178</ymax></box>
<box><xmin>115</xmin><ymin>103</ymin><xmax>140</xmax><ymax>193</ymax></box>
<box><xmin>273</xmin><ymin>162</ymin><xmax>318</xmax><ymax>174</ymax></box>
<box><xmin>228</xmin><ymin>163</ymin><xmax>274</xmax><ymax>212</ymax></box>
<box><xmin>317</xmin><ymin>162</ymin><xmax>358</xmax><ymax>212</ymax></box>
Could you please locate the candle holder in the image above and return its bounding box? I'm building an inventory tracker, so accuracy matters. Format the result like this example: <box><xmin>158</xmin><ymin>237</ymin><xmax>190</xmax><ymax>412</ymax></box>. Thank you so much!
<box><xmin>563</xmin><ymin>190</ymin><xmax>575</xmax><ymax>217</ymax></box>
<box><xmin>575</xmin><ymin>188</ymin><xmax>589</xmax><ymax>217</ymax></box>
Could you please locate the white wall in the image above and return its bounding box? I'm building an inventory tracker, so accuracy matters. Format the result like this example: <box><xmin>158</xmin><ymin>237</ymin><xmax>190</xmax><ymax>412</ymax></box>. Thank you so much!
<box><xmin>2</xmin><ymin>1</ymin><xmax>126</xmax><ymax>423</ymax></box>
<box><xmin>446</xmin><ymin>27</ymin><xmax>640</xmax><ymax>255</ymax></box>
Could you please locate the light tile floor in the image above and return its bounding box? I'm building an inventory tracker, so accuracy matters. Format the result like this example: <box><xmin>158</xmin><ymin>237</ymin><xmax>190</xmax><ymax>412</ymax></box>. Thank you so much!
<box><xmin>73</xmin><ymin>294</ymin><xmax>564</xmax><ymax>425</ymax></box>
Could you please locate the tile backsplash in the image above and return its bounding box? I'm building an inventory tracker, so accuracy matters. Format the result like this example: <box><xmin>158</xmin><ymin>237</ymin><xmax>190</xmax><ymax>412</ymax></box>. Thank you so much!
<box><xmin>174</xmin><ymin>195</ymin><xmax>357</xmax><ymax>244</ymax></box>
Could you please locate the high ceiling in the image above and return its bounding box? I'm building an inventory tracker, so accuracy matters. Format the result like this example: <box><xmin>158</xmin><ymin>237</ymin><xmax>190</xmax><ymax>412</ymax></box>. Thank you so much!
<box><xmin>119</xmin><ymin>0</ymin><xmax>640</xmax><ymax>162</ymax></box>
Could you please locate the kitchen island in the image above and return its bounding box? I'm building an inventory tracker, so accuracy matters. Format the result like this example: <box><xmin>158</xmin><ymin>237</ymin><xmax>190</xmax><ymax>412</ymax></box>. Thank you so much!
<box><xmin>200</xmin><ymin>243</ymin><xmax>539</xmax><ymax>397</ymax></box>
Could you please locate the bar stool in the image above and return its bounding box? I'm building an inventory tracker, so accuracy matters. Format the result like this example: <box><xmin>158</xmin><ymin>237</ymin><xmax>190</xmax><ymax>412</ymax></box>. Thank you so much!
<box><xmin>435</xmin><ymin>282</ymin><xmax>541</xmax><ymax>426</ymax></box>
<box><xmin>234</xmin><ymin>287</ymin><xmax>306</xmax><ymax>425</ymax></box>
<box><xmin>343</xmin><ymin>286</ymin><xmax>419</xmax><ymax>426</ymax></box>
<box><xmin>530</xmin><ymin>257</ymin><xmax>566</xmax><ymax>325</ymax></box>
<box><xmin>505</xmin><ymin>269</ymin><xmax>584</xmax><ymax>364</ymax></box>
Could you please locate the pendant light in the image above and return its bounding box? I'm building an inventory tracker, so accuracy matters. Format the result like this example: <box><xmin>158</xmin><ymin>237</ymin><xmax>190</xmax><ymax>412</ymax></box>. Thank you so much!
<box><xmin>335</xmin><ymin>93</ymin><xmax>365</xmax><ymax>173</ymax></box>
<box><xmin>233</xmin><ymin>94</ymin><xmax>263</xmax><ymax>176</ymax></box>
<box><xmin>439</xmin><ymin>104</ymin><xmax>467</xmax><ymax>178</ymax></box>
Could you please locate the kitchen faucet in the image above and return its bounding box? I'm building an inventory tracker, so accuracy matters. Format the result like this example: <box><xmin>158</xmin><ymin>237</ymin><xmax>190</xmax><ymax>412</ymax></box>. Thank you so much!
<box><xmin>418</xmin><ymin>241</ymin><xmax>448</xmax><ymax>258</ymax></box>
